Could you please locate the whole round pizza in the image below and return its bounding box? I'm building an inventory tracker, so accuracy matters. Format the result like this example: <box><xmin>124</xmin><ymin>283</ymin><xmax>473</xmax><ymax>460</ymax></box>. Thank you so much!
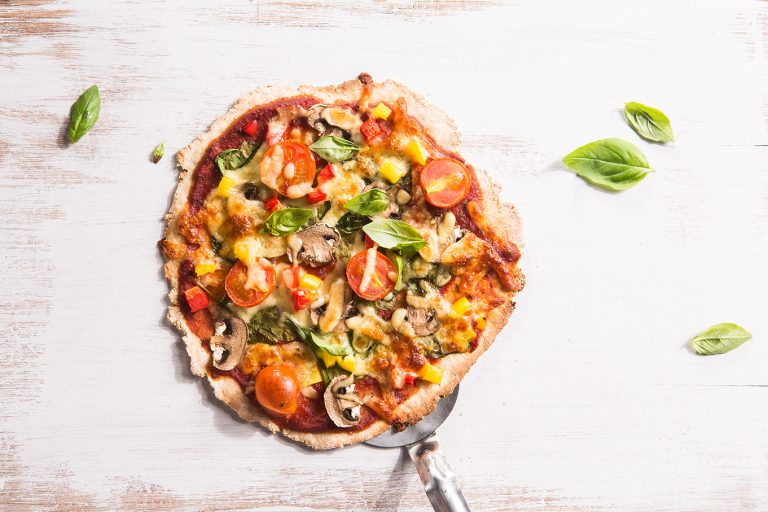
<box><xmin>161</xmin><ymin>74</ymin><xmax>524</xmax><ymax>449</ymax></box>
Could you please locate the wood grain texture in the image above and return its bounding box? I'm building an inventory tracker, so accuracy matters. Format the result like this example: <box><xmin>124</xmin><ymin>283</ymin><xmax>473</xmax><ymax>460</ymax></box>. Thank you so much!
<box><xmin>1</xmin><ymin>0</ymin><xmax>767</xmax><ymax>510</ymax></box>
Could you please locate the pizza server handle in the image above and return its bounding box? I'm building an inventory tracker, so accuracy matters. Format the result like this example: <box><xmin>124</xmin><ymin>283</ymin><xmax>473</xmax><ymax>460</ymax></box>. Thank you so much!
<box><xmin>407</xmin><ymin>432</ymin><xmax>471</xmax><ymax>512</ymax></box>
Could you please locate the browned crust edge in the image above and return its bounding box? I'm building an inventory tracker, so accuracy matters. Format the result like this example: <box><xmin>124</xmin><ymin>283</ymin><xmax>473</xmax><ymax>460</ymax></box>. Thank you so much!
<box><xmin>162</xmin><ymin>77</ymin><xmax>523</xmax><ymax>450</ymax></box>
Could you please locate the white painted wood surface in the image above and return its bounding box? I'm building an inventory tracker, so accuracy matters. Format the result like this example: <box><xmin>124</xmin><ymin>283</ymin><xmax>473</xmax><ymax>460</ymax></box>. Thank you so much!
<box><xmin>2</xmin><ymin>1</ymin><xmax>767</xmax><ymax>510</ymax></box>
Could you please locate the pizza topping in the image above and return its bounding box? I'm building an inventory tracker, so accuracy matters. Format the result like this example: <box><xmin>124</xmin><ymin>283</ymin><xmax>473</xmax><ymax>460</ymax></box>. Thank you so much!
<box><xmin>184</xmin><ymin>286</ymin><xmax>209</xmax><ymax>313</ymax></box>
<box><xmin>308</xmin><ymin>135</ymin><xmax>361</xmax><ymax>163</ymax></box>
<box><xmin>263</xmin><ymin>207</ymin><xmax>312</xmax><ymax>236</ymax></box>
<box><xmin>420</xmin><ymin>158</ymin><xmax>471</xmax><ymax>208</ymax></box>
<box><xmin>362</xmin><ymin>219</ymin><xmax>427</xmax><ymax>253</ymax></box>
<box><xmin>225</xmin><ymin>260</ymin><xmax>276</xmax><ymax>308</ymax></box>
<box><xmin>209</xmin><ymin>312</ymin><xmax>247</xmax><ymax>371</ymax></box>
<box><xmin>344</xmin><ymin>188</ymin><xmax>390</xmax><ymax>216</ymax></box>
<box><xmin>259</xmin><ymin>141</ymin><xmax>316</xmax><ymax>198</ymax></box>
<box><xmin>294</xmin><ymin>223</ymin><xmax>340</xmax><ymax>267</ymax></box>
<box><xmin>346</xmin><ymin>248</ymin><xmax>396</xmax><ymax>301</ymax></box>
<box><xmin>318</xmin><ymin>279</ymin><xmax>349</xmax><ymax>333</ymax></box>
<box><xmin>323</xmin><ymin>374</ymin><xmax>366</xmax><ymax>428</ymax></box>
<box><xmin>255</xmin><ymin>364</ymin><xmax>300</xmax><ymax>415</ymax></box>
<box><xmin>406</xmin><ymin>306</ymin><xmax>439</xmax><ymax>336</ymax></box>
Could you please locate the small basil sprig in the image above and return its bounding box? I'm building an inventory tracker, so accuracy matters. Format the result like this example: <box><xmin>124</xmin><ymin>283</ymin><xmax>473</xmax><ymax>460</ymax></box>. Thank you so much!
<box><xmin>68</xmin><ymin>84</ymin><xmax>100</xmax><ymax>143</ymax></box>
<box><xmin>362</xmin><ymin>219</ymin><xmax>426</xmax><ymax>254</ymax></box>
<box><xmin>562</xmin><ymin>138</ymin><xmax>654</xmax><ymax>192</ymax></box>
<box><xmin>309</xmin><ymin>136</ymin><xmax>360</xmax><ymax>162</ymax></box>
<box><xmin>624</xmin><ymin>102</ymin><xmax>674</xmax><ymax>143</ymax></box>
<box><xmin>263</xmin><ymin>207</ymin><xmax>312</xmax><ymax>236</ymax></box>
<box><xmin>216</xmin><ymin>140</ymin><xmax>256</xmax><ymax>174</ymax></box>
<box><xmin>344</xmin><ymin>189</ymin><xmax>390</xmax><ymax>216</ymax></box>
<box><xmin>336</xmin><ymin>212</ymin><xmax>370</xmax><ymax>236</ymax></box>
<box><xmin>690</xmin><ymin>323</ymin><xmax>752</xmax><ymax>355</ymax></box>
<box><xmin>151</xmin><ymin>143</ymin><xmax>165</xmax><ymax>164</ymax></box>
<box><xmin>247</xmin><ymin>307</ymin><xmax>295</xmax><ymax>344</ymax></box>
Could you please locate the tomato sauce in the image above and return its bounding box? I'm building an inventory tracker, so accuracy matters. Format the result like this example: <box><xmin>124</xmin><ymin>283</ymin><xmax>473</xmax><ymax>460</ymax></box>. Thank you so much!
<box><xmin>187</xmin><ymin>95</ymin><xmax>320</xmax><ymax>214</ymax></box>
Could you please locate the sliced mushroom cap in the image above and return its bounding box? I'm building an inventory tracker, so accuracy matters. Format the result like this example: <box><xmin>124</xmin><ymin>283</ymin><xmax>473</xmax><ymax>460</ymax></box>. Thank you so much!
<box><xmin>296</xmin><ymin>223</ymin><xmax>340</xmax><ymax>268</ymax></box>
<box><xmin>306</xmin><ymin>104</ymin><xmax>344</xmax><ymax>138</ymax></box>
<box><xmin>323</xmin><ymin>374</ymin><xmax>365</xmax><ymax>428</ymax></box>
<box><xmin>407</xmin><ymin>306</ymin><xmax>439</xmax><ymax>336</ymax></box>
<box><xmin>209</xmin><ymin>312</ymin><xmax>247</xmax><ymax>371</ymax></box>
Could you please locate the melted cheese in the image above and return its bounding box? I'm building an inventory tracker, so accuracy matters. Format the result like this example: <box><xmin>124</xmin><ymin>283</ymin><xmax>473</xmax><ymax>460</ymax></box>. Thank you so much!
<box><xmin>245</xmin><ymin>257</ymin><xmax>271</xmax><ymax>292</ymax></box>
<box><xmin>359</xmin><ymin>247</ymin><xmax>378</xmax><ymax>293</ymax></box>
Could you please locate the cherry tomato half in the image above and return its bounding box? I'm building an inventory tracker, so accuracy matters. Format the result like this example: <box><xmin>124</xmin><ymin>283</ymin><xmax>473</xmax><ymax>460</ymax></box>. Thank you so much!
<box><xmin>255</xmin><ymin>364</ymin><xmax>300</xmax><ymax>415</ymax></box>
<box><xmin>419</xmin><ymin>158</ymin><xmax>471</xmax><ymax>208</ymax></box>
<box><xmin>224</xmin><ymin>260</ymin><xmax>276</xmax><ymax>308</ymax></box>
<box><xmin>346</xmin><ymin>249</ymin><xmax>397</xmax><ymax>301</ymax></box>
<box><xmin>260</xmin><ymin>141</ymin><xmax>316</xmax><ymax>198</ymax></box>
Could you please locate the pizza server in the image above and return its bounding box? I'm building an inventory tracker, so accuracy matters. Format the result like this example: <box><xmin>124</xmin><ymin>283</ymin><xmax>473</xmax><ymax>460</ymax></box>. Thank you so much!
<box><xmin>366</xmin><ymin>386</ymin><xmax>471</xmax><ymax>512</ymax></box>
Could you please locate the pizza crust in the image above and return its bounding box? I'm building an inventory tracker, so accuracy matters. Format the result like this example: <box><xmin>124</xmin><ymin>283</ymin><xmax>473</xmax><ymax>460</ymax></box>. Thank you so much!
<box><xmin>162</xmin><ymin>76</ymin><xmax>523</xmax><ymax>449</ymax></box>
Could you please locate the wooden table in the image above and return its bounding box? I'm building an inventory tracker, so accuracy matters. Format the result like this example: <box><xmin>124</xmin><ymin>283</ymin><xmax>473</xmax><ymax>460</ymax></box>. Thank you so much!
<box><xmin>2</xmin><ymin>1</ymin><xmax>767</xmax><ymax>510</ymax></box>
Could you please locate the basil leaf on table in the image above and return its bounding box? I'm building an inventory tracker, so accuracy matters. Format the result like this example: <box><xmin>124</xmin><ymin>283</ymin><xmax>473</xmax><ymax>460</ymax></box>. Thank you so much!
<box><xmin>562</xmin><ymin>138</ymin><xmax>654</xmax><ymax>192</ymax></box>
<box><xmin>151</xmin><ymin>143</ymin><xmax>165</xmax><ymax>164</ymax></box>
<box><xmin>216</xmin><ymin>140</ymin><xmax>257</xmax><ymax>174</ymax></box>
<box><xmin>624</xmin><ymin>102</ymin><xmax>674</xmax><ymax>143</ymax></box>
<box><xmin>263</xmin><ymin>207</ymin><xmax>312</xmax><ymax>236</ymax></box>
<box><xmin>690</xmin><ymin>323</ymin><xmax>752</xmax><ymax>355</ymax></box>
<box><xmin>309</xmin><ymin>136</ymin><xmax>360</xmax><ymax>163</ymax></box>
<box><xmin>344</xmin><ymin>189</ymin><xmax>390</xmax><ymax>216</ymax></box>
<box><xmin>362</xmin><ymin>219</ymin><xmax>426</xmax><ymax>254</ymax></box>
<box><xmin>336</xmin><ymin>212</ymin><xmax>371</xmax><ymax>236</ymax></box>
<box><xmin>68</xmin><ymin>84</ymin><xmax>100</xmax><ymax>143</ymax></box>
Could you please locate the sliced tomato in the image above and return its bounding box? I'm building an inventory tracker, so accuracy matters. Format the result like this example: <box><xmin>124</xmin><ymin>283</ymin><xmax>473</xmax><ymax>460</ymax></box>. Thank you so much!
<box><xmin>224</xmin><ymin>260</ymin><xmax>276</xmax><ymax>308</ymax></box>
<box><xmin>346</xmin><ymin>249</ymin><xmax>397</xmax><ymax>301</ymax></box>
<box><xmin>262</xmin><ymin>141</ymin><xmax>316</xmax><ymax>198</ymax></box>
<box><xmin>255</xmin><ymin>364</ymin><xmax>300</xmax><ymax>415</ymax></box>
<box><xmin>419</xmin><ymin>158</ymin><xmax>471</xmax><ymax>208</ymax></box>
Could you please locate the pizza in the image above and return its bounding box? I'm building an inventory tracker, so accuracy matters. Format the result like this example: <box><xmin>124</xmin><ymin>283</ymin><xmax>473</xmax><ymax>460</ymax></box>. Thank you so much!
<box><xmin>161</xmin><ymin>74</ymin><xmax>524</xmax><ymax>449</ymax></box>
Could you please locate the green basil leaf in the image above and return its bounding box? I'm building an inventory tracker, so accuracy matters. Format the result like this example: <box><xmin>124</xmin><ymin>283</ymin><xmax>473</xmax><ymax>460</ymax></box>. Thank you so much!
<box><xmin>319</xmin><ymin>365</ymin><xmax>348</xmax><ymax>385</ymax></box>
<box><xmin>263</xmin><ymin>207</ymin><xmax>312</xmax><ymax>236</ymax></box>
<box><xmin>151</xmin><ymin>143</ymin><xmax>165</xmax><ymax>164</ymax></box>
<box><xmin>68</xmin><ymin>84</ymin><xmax>100</xmax><ymax>143</ymax></box>
<box><xmin>316</xmin><ymin>200</ymin><xmax>332</xmax><ymax>221</ymax></box>
<box><xmin>345</xmin><ymin>189</ymin><xmax>390</xmax><ymax>216</ymax></box>
<box><xmin>624</xmin><ymin>102</ymin><xmax>674</xmax><ymax>143</ymax></box>
<box><xmin>336</xmin><ymin>212</ymin><xmax>370</xmax><ymax>237</ymax></box>
<box><xmin>362</xmin><ymin>219</ymin><xmax>426</xmax><ymax>254</ymax></box>
<box><xmin>247</xmin><ymin>307</ymin><xmax>296</xmax><ymax>344</ymax></box>
<box><xmin>309</xmin><ymin>136</ymin><xmax>360</xmax><ymax>163</ymax></box>
<box><xmin>285</xmin><ymin>317</ymin><xmax>347</xmax><ymax>357</ymax></box>
<box><xmin>562</xmin><ymin>138</ymin><xmax>654</xmax><ymax>192</ymax></box>
<box><xmin>216</xmin><ymin>140</ymin><xmax>256</xmax><ymax>174</ymax></box>
<box><xmin>690</xmin><ymin>323</ymin><xmax>752</xmax><ymax>355</ymax></box>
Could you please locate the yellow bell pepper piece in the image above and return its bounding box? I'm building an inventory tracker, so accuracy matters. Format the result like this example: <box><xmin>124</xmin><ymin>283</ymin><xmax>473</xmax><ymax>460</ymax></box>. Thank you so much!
<box><xmin>217</xmin><ymin>176</ymin><xmax>236</xmax><ymax>197</ymax></box>
<box><xmin>321</xmin><ymin>352</ymin><xmax>337</xmax><ymax>368</ymax></box>
<box><xmin>379</xmin><ymin>158</ymin><xmax>408</xmax><ymax>184</ymax></box>
<box><xmin>232</xmin><ymin>238</ymin><xmax>258</xmax><ymax>264</ymax></box>
<box><xmin>451</xmin><ymin>296</ymin><xmax>472</xmax><ymax>317</ymax></box>
<box><xmin>300</xmin><ymin>273</ymin><xmax>323</xmax><ymax>291</ymax></box>
<box><xmin>371</xmin><ymin>102</ymin><xmax>392</xmax><ymax>120</ymax></box>
<box><xmin>304</xmin><ymin>366</ymin><xmax>323</xmax><ymax>386</ymax></box>
<box><xmin>337</xmin><ymin>355</ymin><xmax>356</xmax><ymax>373</ymax></box>
<box><xmin>405</xmin><ymin>139</ymin><xmax>429</xmax><ymax>165</ymax></box>
<box><xmin>475</xmin><ymin>314</ymin><xmax>486</xmax><ymax>330</ymax></box>
<box><xmin>455</xmin><ymin>325</ymin><xmax>476</xmax><ymax>350</ymax></box>
<box><xmin>194</xmin><ymin>262</ymin><xmax>217</xmax><ymax>276</ymax></box>
<box><xmin>418</xmin><ymin>362</ymin><xmax>444</xmax><ymax>384</ymax></box>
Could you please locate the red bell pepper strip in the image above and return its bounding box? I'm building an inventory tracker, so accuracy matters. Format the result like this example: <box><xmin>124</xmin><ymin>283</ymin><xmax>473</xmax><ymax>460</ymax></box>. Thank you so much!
<box><xmin>184</xmin><ymin>286</ymin><xmax>209</xmax><ymax>313</ymax></box>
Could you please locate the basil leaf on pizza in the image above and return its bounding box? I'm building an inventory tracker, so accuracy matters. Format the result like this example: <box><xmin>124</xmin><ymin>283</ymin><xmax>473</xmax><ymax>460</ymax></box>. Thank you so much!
<box><xmin>562</xmin><ymin>138</ymin><xmax>654</xmax><ymax>192</ymax></box>
<box><xmin>309</xmin><ymin>136</ymin><xmax>360</xmax><ymax>162</ymax></box>
<box><xmin>624</xmin><ymin>102</ymin><xmax>674</xmax><ymax>143</ymax></box>
<box><xmin>151</xmin><ymin>143</ymin><xmax>165</xmax><ymax>163</ymax></box>
<box><xmin>161</xmin><ymin>75</ymin><xmax>524</xmax><ymax>449</ymax></box>
<box><xmin>344</xmin><ymin>189</ymin><xmax>390</xmax><ymax>216</ymax></box>
<box><xmin>216</xmin><ymin>140</ymin><xmax>257</xmax><ymax>173</ymax></box>
<box><xmin>263</xmin><ymin>207</ymin><xmax>312</xmax><ymax>236</ymax></box>
<box><xmin>689</xmin><ymin>323</ymin><xmax>752</xmax><ymax>355</ymax></box>
<box><xmin>68</xmin><ymin>84</ymin><xmax>100</xmax><ymax>143</ymax></box>
<box><xmin>336</xmin><ymin>212</ymin><xmax>370</xmax><ymax>236</ymax></box>
<box><xmin>363</xmin><ymin>219</ymin><xmax>426</xmax><ymax>254</ymax></box>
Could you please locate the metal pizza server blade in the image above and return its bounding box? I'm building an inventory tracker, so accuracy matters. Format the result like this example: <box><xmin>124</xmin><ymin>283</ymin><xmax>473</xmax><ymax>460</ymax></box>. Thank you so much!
<box><xmin>365</xmin><ymin>386</ymin><xmax>472</xmax><ymax>512</ymax></box>
<box><xmin>365</xmin><ymin>385</ymin><xmax>460</xmax><ymax>448</ymax></box>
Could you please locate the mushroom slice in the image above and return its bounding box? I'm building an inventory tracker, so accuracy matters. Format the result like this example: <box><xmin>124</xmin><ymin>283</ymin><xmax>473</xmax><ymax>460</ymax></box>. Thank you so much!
<box><xmin>209</xmin><ymin>312</ymin><xmax>247</xmax><ymax>371</ymax></box>
<box><xmin>407</xmin><ymin>306</ymin><xmax>439</xmax><ymax>336</ymax></box>
<box><xmin>295</xmin><ymin>223</ymin><xmax>340</xmax><ymax>268</ymax></box>
<box><xmin>306</xmin><ymin>104</ymin><xmax>344</xmax><ymax>138</ymax></box>
<box><xmin>323</xmin><ymin>374</ymin><xmax>366</xmax><ymax>428</ymax></box>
